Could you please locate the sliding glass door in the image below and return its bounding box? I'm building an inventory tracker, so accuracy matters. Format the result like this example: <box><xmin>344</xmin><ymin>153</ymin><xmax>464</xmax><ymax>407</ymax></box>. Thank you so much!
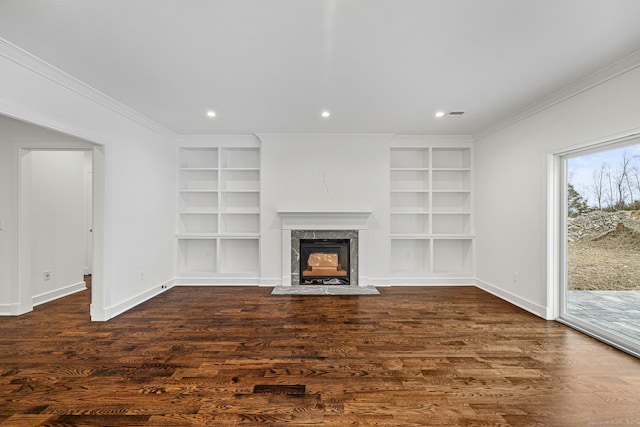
<box><xmin>560</xmin><ymin>138</ymin><xmax>640</xmax><ymax>357</ymax></box>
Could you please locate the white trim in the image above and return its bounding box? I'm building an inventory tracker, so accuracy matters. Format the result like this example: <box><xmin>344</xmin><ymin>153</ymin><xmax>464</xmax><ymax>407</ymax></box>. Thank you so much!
<box><xmin>91</xmin><ymin>145</ymin><xmax>108</xmax><ymax>321</ymax></box>
<box><xmin>474</xmin><ymin>49</ymin><xmax>640</xmax><ymax>140</ymax></box>
<box><xmin>475</xmin><ymin>279</ymin><xmax>548</xmax><ymax>319</ymax></box>
<box><xmin>391</xmin><ymin>135</ymin><xmax>474</xmax><ymax>146</ymax></box>
<box><xmin>279</xmin><ymin>211</ymin><xmax>372</xmax><ymax>230</ymax></box>
<box><xmin>259</xmin><ymin>277</ymin><xmax>282</xmax><ymax>286</ymax></box>
<box><xmin>0</xmin><ymin>37</ymin><xmax>177</xmax><ymax>141</ymax></box>
<box><xmin>369</xmin><ymin>277</ymin><xmax>391</xmax><ymax>287</ymax></box>
<box><xmin>256</xmin><ymin>133</ymin><xmax>395</xmax><ymax>144</ymax></box>
<box><xmin>100</xmin><ymin>279</ymin><xmax>174</xmax><ymax>321</ymax></box>
<box><xmin>547</xmin><ymin>129</ymin><xmax>640</xmax><ymax>322</ymax></box>
<box><xmin>90</xmin><ymin>304</ymin><xmax>108</xmax><ymax>322</ymax></box>
<box><xmin>176</xmin><ymin>134</ymin><xmax>260</xmax><ymax>146</ymax></box>
<box><xmin>175</xmin><ymin>278</ymin><xmax>475</xmax><ymax>287</ymax></box>
<box><xmin>390</xmin><ymin>278</ymin><xmax>474</xmax><ymax>286</ymax></box>
<box><xmin>174</xmin><ymin>278</ymin><xmax>260</xmax><ymax>286</ymax></box>
<box><xmin>16</xmin><ymin>144</ymin><xmax>99</xmax><ymax>319</ymax></box>
<box><xmin>0</xmin><ymin>303</ymin><xmax>29</xmax><ymax>316</ymax></box>
<box><xmin>32</xmin><ymin>281</ymin><xmax>86</xmax><ymax>307</ymax></box>
<box><xmin>17</xmin><ymin>147</ymin><xmax>33</xmax><ymax>315</ymax></box>
<box><xmin>548</xmin><ymin>127</ymin><xmax>640</xmax><ymax>157</ymax></box>
<box><xmin>281</xmin><ymin>230</ymin><xmax>292</xmax><ymax>286</ymax></box>
<box><xmin>548</xmin><ymin>132</ymin><xmax>640</xmax><ymax>354</ymax></box>
<box><xmin>546</xmin><ymin>153</ymin><xmax>561</xmax><ymax>320</ymax></box>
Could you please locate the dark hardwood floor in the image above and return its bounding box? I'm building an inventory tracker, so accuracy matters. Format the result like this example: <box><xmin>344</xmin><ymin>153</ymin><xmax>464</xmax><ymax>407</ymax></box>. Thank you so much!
<box><xmin>1</xmin><ymin>285</ymin><xmax>639</xmax><ymax>426</ymax></box>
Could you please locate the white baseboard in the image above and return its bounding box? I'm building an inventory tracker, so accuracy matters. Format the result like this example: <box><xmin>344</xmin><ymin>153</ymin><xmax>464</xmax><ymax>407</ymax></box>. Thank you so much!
<box><xmin>174</xmin><ymin>277</ymin><xmax>261</xmax><ymax>286</ymax></box>
<box><xmin>0</xmin><ymin>303</ymin><xmax>28</xmax><ymax>316</ymax></box>
<box><xmin>475</xmin><ymin>279</ymin><xmax>547</xmax><ymax>319</ymax></box>
<box><xmin>369</xmin><ymin>277</ymin><xmax>391</xmax><ymax>286</ymax></box>
<box><xmin>90</xmin><ymin>303</ymin><xmax>108</xmax><ymax>321</ymax></box>
<box><xmin>32</xmin><ymin>281</ymin><xmax>86</xmax><ymax>307</ymax></box>
<box><xmin>100</xmin><ymin>278</ymin><xmax>174</xmax><ymax>320</ymax></box>
<box><xmin>259</xmin><ymin>277</ymin><xmax>281</xmax><ymax>287</ymax></box>
<box><xmin>388</xmin><ymin>277</ymin><xmax>475</xmax><ymax>286</ymax></box>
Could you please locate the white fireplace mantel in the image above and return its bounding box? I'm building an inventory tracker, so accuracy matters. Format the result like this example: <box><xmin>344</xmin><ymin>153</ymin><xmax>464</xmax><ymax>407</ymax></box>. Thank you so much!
<box><xmin>278</xmin><ymin>211</ymin><xmax>372</xmax><ymax>230</ymax></box>
<box><xmin>278</xmin><ymin>211</ymin><xmax>372</xmax><ymax>286</ymax></box>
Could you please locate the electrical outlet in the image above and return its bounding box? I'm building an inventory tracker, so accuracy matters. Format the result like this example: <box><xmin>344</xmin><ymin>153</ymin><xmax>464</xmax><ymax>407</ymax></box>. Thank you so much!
<box><xmin>44</xmin><ymin>270</ymin><xmax>51</xmax><ymax>281</ymax></box>
<box><xmin>140</xmin><ymin>271</ymin><xmax>144</xmax><ymax>281</ymax></box>
<box><xmin>513</xmin><ymin>272</ymin><xmax>519</xmax><ymax>282</ymax></box>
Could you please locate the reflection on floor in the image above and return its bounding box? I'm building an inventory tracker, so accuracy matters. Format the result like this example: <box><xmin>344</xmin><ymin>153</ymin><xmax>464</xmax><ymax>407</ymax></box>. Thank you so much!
<box><xmin>567</xmin><ymin>290</ymin><xmax>640</xmax><ymax>343</ymax></box>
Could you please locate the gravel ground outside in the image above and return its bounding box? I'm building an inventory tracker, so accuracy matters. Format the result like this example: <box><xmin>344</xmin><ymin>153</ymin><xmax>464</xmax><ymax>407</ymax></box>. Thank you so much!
<box><xmin>568</xmin><ymin>224</ymin><xmax>640</xmax><ymax>290</ymax></box>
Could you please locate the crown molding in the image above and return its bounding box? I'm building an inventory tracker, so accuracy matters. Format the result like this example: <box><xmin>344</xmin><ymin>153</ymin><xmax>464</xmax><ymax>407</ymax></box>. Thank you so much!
<box><xmin>473</xmin><ymin>49</ymin><xmax>640</xmax><ymax>141</ymax></box>
<box><xmin>176</xmin><ymin>134</ymin><xmax>260</xmax><ymax>145</ymax></box>
<box><xmin>391</xmin><ymin>135</ymin><xmax>473</xmax><ymax>145</ymax></box>
<box><xmin>0</xmin><ymin>37</ymin><xmax>178</xmax><ymax>141</ymax></box>
<box><xmin>256</xmin><ymin>133</ymin><xmax>396</xmax><ymax>144</ymax></box>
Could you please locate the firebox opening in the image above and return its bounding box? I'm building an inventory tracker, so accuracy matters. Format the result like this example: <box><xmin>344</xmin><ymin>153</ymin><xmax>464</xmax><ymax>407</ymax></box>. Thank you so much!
<box><xmin>300</xmin><ymin>239</ymin><xmax>350</xmax><ymax>285</ymax></box>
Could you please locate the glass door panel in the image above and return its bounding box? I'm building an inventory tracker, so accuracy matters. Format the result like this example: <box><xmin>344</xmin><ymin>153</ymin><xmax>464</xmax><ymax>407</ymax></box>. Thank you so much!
<box><xmin>562</xmin><ymin>141</ymin><xmax>640</xmax><ymax>355</ymax></box>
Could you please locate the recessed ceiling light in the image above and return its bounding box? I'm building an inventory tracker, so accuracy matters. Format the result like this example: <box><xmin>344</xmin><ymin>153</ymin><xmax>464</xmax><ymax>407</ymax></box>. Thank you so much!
<box><xmin>321</xmin><ymin>111</ymin><xmax>330</xmax><ymax>118</ymax></box>
<box><xmin>434</xmin><ymin>111</ymin><xmax>445</xmax><ymax>118</ymax></box>
<box><xmin>206</xmin><ymin>110</ymin><xmax>216</xmax><ymax>118</ymax></box>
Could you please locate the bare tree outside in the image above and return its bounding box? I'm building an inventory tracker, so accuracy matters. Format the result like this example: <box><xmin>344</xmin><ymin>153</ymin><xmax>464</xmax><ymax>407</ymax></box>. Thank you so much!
<box><xmin>591</xmin><ymin>164</ymin><xmax>605</xmax><ymax>210</ymax></box>
<box><xmin>567</xmin><ymin>144</ymin><xmax>640</xmax><ymax>292</ymax></box>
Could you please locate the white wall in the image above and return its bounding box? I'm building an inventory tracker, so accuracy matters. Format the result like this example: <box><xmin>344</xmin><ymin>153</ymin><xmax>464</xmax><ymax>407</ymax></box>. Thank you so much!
<box><xmin>474</xmin><ymin>64</ymin><xmax>640</xmax><ymax>318</ymax></box>
<box><xmin>0</xmin><ymin>43</ymin><xmax>177</xmax><ymax>320</ymax></box>
<box><xmin>259</xmin><ymin>135</ymin><xmax>392</xmax><ymax>284</ymax></box>
<box><xmin>30</xmin><ymin>150</ymin><xmax>86</xmax><ymax>303</ymax></box>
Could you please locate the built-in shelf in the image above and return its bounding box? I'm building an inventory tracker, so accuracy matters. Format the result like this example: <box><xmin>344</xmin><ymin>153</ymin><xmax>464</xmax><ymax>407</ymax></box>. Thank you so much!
<box><xmin>390</xmin><ymin>238</ymin><xmax>430</xmax><ymax>275</ymax></box>
<box><xmin>390</xmin><ymin>170</ymin><xmax>429</xmax><ymax>191</ymax></box>
<box><xmin>178</xmin><ymin>213</ymin><xmax>218</xmax><ymax>234</ymax></box>
<box><xmin>391</xmin><ymin>148</ymin><xmax>430</xmax><ymax>168</ymax></box>
<box><xmin>180</xmin><ymin>147</ymin><xmax>218</xmax><ymax>168</ymax></box>
<box><xmin>432</xmin><ymin>239</ymin><xmax>473</xmax><ymax>274</ymax></box>
<box><xmin>432</xmin><ymin>147</ymin><xmax>471</xmax><ymax>169</ymax></box>
<box><xmin>177</xmin><ymin>238</ymin><xmax>217</xmax><ymax>276</ymax></box>
<box><xmin>176</xmin><ymin>144</ymin><xmax>260</xmax><ymax>279</ymax></box>
<box><xmin>180</xmin><ymin>170</ymin><xmax>218</xmax><ymax>191</ymax></box>
<box><xmin>390</xmin><ymin>143</ymin><xmax>473</xmax><ymax>278</ymax></box>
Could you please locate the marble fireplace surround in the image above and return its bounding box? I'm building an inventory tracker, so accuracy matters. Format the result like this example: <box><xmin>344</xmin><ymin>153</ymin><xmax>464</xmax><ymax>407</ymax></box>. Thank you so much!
<box><xmin>293</xmin><ymin>230</ymin><xmax>357</xmax><ymax>286</ymax></box>
<box><xmin>278</xmin><ymin>211</ymin><xmax>372</xmax><ymax>287</ymax></box>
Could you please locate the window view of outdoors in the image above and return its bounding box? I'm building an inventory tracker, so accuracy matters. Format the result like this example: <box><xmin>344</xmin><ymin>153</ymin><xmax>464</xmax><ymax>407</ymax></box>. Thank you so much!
<box><xmin>566</xmin><ymin>143</ymin><xmax>640</xmax><ymax>345</ymax></box>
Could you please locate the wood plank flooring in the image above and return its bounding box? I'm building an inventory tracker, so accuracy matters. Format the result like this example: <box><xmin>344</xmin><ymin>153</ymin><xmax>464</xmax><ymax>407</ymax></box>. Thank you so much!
<box><xmin>1</xmin><ymin>285</ymin><xmax>639</xmax><ymax>426</ymax></box>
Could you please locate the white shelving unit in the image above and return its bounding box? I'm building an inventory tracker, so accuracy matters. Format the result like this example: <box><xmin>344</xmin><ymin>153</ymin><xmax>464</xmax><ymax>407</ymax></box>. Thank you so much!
<box><xmin>390</xmin><ymin>141</ymin><xmax>474</xmax><ymax>280</ymax></box>
<box><xmin>176</xmin><ymin>143</ymin><xmax>260</xmax><ymax>282</ymax></box>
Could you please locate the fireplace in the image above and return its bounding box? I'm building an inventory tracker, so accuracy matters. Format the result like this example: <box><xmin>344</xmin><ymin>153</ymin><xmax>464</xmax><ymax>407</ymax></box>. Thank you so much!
<box><xmin>278</xmin><ymin>211</ymin><xmax>371</xmax><ymax>287</ymax></box>
<box><xmin>291</xmin><ymin>229</ymin><xmax>358</xmax><ymax>286</ymax></box>
<box><xmin>300</xmin><ymin>238</ymin><xmax>350</xmax><ymax>285</ymax></box>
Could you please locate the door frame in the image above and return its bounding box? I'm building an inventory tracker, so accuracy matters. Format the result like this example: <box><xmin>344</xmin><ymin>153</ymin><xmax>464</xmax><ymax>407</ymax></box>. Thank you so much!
<box><xmin>547</xmin><ymin>128</ymin><xmax>640</xmax><ymax>357</ymax></box>
<box><xmin>16</xmin><ymin>142</ymin><xmax>105</xmax><ymax>317</ymax></box>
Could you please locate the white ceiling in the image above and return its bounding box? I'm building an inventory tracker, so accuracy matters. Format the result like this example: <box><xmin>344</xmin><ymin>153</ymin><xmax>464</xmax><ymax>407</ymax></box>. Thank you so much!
<box><xmin>1</xmin><ymin>0</ymin><xmax>640</xmax><ymax>136</ymax></box>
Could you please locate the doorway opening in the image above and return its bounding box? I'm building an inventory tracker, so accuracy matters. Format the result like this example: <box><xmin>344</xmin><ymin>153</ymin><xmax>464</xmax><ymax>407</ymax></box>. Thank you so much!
<box><xmin>20</xmin><ymin>148</ymin><xmax>95</xmax><ymax>311</ymax></box>
<box><xmin>555</xmin><ymin>134</ymin><xmax>640</xmax><ymax>357</ymax></box>
<box><xmin>3</xmin><ymin>114</ymin><xmax>106</xmax><ymax>320</ymax></box>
